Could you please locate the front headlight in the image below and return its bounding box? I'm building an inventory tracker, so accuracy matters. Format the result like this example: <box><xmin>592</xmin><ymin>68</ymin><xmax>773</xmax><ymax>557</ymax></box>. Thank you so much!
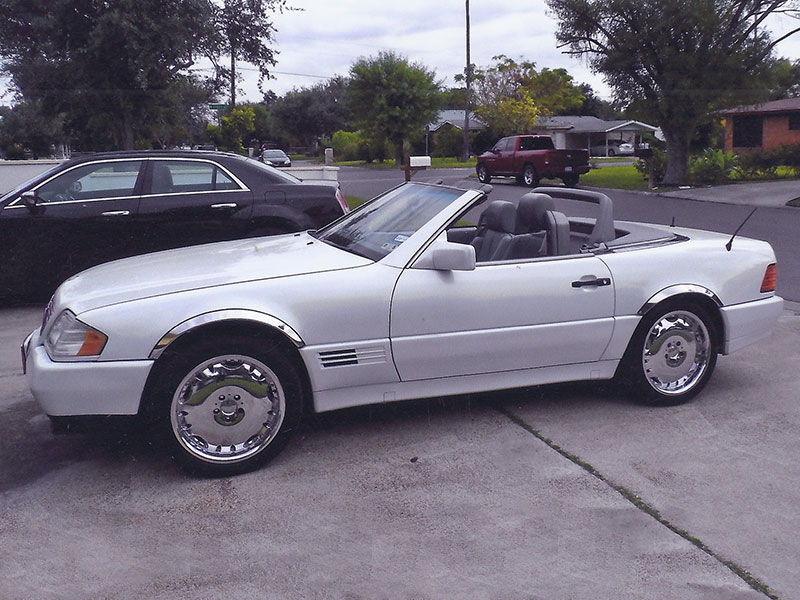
<box><xmin>44</xmin><ymin>310</ymin><xmax>108</xmax><ymax>361</ymax></box>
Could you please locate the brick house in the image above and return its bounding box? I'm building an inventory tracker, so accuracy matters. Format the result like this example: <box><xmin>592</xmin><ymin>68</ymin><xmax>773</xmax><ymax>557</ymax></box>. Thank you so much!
<box><xmin>721</xmin><ymin>98</ymin><xmax>800</xmax><ymax>152</ymax></box>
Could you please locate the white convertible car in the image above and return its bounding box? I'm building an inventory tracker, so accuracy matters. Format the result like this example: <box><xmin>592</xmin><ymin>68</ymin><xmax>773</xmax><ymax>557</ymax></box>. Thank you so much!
<box><xmin>23</xmin><ymin>182</ymin><xmax>783</xmax><ymax>475</ymax></box>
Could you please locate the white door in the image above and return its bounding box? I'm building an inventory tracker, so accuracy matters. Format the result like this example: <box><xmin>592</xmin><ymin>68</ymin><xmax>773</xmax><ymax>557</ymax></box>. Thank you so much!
<box><xmin>390</xmin><ymin>255</ymin><xmax>615</xmax><ymax>381</ymax></box>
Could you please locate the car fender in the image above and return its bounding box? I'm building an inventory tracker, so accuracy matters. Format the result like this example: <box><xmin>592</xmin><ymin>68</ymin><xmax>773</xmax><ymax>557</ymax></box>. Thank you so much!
<box><xmin>148</xmin><ymin>309</ymin><xmax>304</xmax><ymax>359</ymax></box>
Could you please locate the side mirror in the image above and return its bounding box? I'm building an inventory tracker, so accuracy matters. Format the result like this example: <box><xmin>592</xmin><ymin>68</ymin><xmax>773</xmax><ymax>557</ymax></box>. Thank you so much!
<box><xmin>415</xmin><ymin>237</ymin><xmax>476</xmax><ymax>271</ymax></box>
<box><xmin>21</xmin><ymin>190</ymin><xmax>39</xmax><ymax>210</ymax></box>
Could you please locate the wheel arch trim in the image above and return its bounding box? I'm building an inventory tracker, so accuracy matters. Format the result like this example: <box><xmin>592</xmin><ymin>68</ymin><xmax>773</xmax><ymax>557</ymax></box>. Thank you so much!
<box><xmin>637</xmin><ymin>284</ymin><xmax>723</xmax><ymax>316</ymax></box>
<box><xmin>148</xmin><ymin>309</ymin><xmax>304</xmax><ymax>359</ymax></box>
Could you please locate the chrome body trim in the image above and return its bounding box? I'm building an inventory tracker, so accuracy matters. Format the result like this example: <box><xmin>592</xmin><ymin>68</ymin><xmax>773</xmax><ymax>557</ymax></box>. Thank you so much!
<box><xmin>638</xmin><ymin>284</ymin><xmax>723</xmax><ymax>316</ymax></box>
<box><xmin>149</xmin><ymin>309</ymin><xmax>304</xmax><ymax>359</ymax></box>
<box><xmin>4</xmin><ymin>157</ymin><xmax>249</xmax><ymax>209</ymax></box>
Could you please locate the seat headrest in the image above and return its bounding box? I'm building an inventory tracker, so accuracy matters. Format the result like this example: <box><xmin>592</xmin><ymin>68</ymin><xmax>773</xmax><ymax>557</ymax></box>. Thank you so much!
<box><xmin>517</xmin><ymin>193</ymin><xmax>555</xmax><ymax>232</ymax></box>
<box><xmin>483</xmin><ymin>201</ymin><xmax>517</xmax><ymax>234</ymax></box>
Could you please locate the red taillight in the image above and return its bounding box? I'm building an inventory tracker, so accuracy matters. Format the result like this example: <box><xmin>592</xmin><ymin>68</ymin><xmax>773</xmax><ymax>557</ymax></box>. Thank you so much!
<box><xmin>760</xmin><ymin>263</ymin><xmax>777</xmax><ymax>293</ymax></box>
<box><xmin>336</xmin><ymin>188</ymin><xmax>350</xmax><ymax>214</ymax></box>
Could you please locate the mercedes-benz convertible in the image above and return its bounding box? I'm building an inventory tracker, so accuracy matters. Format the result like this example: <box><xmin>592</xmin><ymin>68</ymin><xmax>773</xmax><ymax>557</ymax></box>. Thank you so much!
<box><xmin>22</xmin><ymin>182</ymin><xmax>783</xmax><ymax>475</ymax></box>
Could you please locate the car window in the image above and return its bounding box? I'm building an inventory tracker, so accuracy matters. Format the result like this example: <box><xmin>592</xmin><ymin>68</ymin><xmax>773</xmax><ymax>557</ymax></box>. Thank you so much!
<box><xmin>150</xmin><ymin>160</ymin><xmax>241</xmax><ymax>194</ymax></box>
<box><xmin>36</xmin><ymin>160</ymin><xmax>143</xmax><ymax>203</ymax></box>
<box><xmin>246</xmin><ymin>158</ymin><xmax>302</xmax><ymax>183</ymax></box>
<box><xmin>492</xmin><ymin>138</ymin><xmax>510</xmax><ymax>153</ymax></box>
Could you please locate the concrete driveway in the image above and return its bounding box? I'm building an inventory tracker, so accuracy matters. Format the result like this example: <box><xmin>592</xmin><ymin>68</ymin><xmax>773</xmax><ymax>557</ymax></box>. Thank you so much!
<box><xmin>1</xmin><ymin>305</ymin><xmax>798</xmax><ymax>599</ymax></box>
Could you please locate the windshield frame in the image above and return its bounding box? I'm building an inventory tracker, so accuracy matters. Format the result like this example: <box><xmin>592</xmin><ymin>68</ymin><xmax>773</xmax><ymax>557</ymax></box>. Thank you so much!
<box><xmin>313</xmin><ymin>182</ymin><xmax>482</xmax><ymax>265</ymax></box>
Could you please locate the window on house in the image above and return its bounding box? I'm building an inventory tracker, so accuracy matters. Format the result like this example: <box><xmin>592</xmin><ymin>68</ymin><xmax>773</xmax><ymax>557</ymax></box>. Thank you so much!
<box><xmin>732</xmin><ymin>116</ymin><xmax>763</xmax><ymax>148</ymax></box>
<box><xmin>788</xmin><ymin>114</ymin><xmax>800</xmax><ymax>131</ymax></box>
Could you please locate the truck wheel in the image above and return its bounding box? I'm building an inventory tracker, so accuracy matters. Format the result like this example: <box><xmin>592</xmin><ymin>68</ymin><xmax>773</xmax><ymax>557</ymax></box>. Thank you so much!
<box><xmin>522</xmin><ymin>164</ymin><xmax>539</xmax><ymax>187</ymax></box>
<box><xmin>562</xmin><ymin>173</ymin><xmax>579</xmax><ymax>187</ymax></box>
<box><xmin>476</xmin><ymin>164</ymin><xmax>491</xmax><ymax>183</ymax></box>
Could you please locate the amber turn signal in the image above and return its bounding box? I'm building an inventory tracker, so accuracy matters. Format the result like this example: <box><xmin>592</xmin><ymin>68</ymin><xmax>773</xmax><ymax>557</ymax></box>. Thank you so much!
<box><xmin>760</xmin><ymin>263</ymin><xmax>777</xmax><ymax>293</ymax></box>
<box><xmin>77</xmin><ymin>330</ymin><xmax>108</xmax><ymax>356</ymax></box>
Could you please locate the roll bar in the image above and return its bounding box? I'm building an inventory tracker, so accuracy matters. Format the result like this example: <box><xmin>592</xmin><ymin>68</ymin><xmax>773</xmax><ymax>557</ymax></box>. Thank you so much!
<box><xmin>532</xmin><ymin>187</ymin><xmax>615</xmax><ymax>244</ymax></box>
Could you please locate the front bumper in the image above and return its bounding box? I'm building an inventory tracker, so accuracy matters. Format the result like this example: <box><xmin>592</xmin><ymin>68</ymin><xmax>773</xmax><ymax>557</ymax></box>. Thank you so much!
<box><xmin>22</xmin><ymin>328</ymin><xmax>153</xmax><ymax>416</ymax></box>
<box><xmin>720</xmin><ymin>295</ymin><xmax>784</xmax><ymax>355</ymax></box>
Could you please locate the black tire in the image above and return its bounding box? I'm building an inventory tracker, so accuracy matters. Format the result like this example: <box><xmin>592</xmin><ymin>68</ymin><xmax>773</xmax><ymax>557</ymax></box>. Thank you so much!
<box><xmin>608</xmin><ymin>149</ymin><xmax>615</xmax><ymax>157</ymax></box>
<box><xmin>617</xmin><ymin>300</ymin><xmax>718</xmax><ymax>406</ymax></box>
<box><xmin>149</xmin><ymin>333</ymin><xmax>304</xmax><ymax>476</ymax></box>
<box><xmin>522</xmin><ymin>164</ymin><xmax>539</xmax><ymax>187</ymax></box>
<box><xmin>562</xmin><ymin>173</ymin><xmax>580</xmax><ymax>187</ymax></box>
<box><xmin>476</xmin><ymin>164</ymin><xmax>491</xmax><ymax>183</ymax></box>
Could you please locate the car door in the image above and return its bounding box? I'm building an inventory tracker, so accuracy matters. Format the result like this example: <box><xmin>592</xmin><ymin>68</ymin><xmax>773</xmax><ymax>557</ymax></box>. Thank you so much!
<box><xmin>483</xmin><ymin>138</ymin><xmax>512</xmax><ymax>175</ymax></box>
<box><xmin>135</xmin><ymin>158</ymin><xmax>254</xmax><ymax>254</ymax></box>
<box><xmin>0</xmin><ymin>159</ymin><xmax>144</xmax><ymax>298</ymax></box>
<box><xmin>389</xmin><ymin>254</ymin><xmax>615</xmax><ymax>381</ymax></box>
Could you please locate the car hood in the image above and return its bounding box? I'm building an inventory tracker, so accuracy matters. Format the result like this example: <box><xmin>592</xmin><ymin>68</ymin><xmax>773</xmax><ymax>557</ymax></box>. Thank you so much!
<box><xmin>56</xmin><ymin>232</ymin><xmax>372</xmax><ymax>314</ymax></box>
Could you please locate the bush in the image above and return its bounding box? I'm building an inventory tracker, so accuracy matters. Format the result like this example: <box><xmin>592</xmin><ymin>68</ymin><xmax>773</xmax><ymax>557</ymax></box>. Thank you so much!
<box><xmin>331</xmin><ymin>130</ymin><xmax>363</xmax><ymax>161</ymax></box>
<box><xmin>634</xmin><ymin>146</ymin><xmax>667</xmax><ymax>183</ymax></box>
<box><xmin>688</xmin><ymin>149</ymin><xmax>739</xmax><ymax>185</ymax></box>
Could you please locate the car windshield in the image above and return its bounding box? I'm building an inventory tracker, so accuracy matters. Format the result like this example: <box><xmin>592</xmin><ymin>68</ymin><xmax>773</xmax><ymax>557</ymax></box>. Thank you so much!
<box><xmin>314</xmin><ymin>183</ymin><xmax>464</xmax><ymax>261</ymax></box>
<box><xmin>264</xmin><ymin>150</ymin><xmax>287</xmax><ymax>158</ymax></box>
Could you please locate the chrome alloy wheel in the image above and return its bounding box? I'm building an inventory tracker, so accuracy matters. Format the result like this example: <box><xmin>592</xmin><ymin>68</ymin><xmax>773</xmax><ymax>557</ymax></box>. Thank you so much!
<box><xmin>170</xmin><ymin>354</ymin><xmax>286</xmax><ymax>464</ymax></box>
<box><xmin>641</xmin><ymin>310</ymin><xmax>710</xmax><ymax>396</ymax></box>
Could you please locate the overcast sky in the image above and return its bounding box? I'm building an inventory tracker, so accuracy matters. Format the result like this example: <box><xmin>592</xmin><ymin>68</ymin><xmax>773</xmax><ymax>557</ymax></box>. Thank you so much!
<box><xmin>229</xmin><ymin>0</ymin><xmax>800</xmax><ymax>104</ymax></box>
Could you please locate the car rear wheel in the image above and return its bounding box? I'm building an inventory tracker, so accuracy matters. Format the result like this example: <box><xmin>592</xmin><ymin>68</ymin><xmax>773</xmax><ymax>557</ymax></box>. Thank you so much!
<box><xmin>522</xmin><ymin>164</ymin><xmax>539</xmax><ymax>187</ymax></box>
<box><xmin>619</xmin><ymin>302</ymin><xmax>718</xmax><ymax>405</ymax></box>
<box><xmin>562</xmin><ymin>173</ymin><xmax>579</xmax><ymax>187</ymax></box>
<box><xmin>153</xmin><ymin>334</ymin><xmax>304</xmax><ymax>476</ymax></box>
<box><xmin>477</xmin><ymin>164</ymin><xmax>491</xmax><ymax>183</ymax></box>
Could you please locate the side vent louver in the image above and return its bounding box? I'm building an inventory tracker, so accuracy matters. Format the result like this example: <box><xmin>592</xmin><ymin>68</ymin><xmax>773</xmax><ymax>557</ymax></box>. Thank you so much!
<box><xmin>319</xmin><ymin>347</ymin><xmax>386</xmax><ymax>368</ymax></box>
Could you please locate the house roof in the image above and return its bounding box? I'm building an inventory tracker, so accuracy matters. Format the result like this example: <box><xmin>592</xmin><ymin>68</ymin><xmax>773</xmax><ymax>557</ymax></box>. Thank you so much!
<box><xmin>720</xmin><ymin>98</ymin><xmax>800</xmax><ymax>116</ymax></box>
<box><xmin>428</xmin><ymin>110</ymin><xmax>486</xmax><ymax>132</ymax></box>
<box><xmin>532</xmin><ymin>116</ymin><xmax>658</xmax><ymax>134</ymax></box>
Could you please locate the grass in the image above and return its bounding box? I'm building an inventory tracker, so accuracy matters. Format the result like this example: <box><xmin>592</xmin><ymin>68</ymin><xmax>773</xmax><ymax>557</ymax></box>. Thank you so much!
<box><xmin>345</xmin><ymin>195</ymin><xmax>367</xmax><ymax>210</ymax></box>
<box><xmin>580</xmin><ymin>165</ymin><xmax>651</xmax><ymax>191</ymax></box>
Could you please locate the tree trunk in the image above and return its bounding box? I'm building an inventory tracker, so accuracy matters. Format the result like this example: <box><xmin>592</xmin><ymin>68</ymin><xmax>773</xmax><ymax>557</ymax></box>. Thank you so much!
<box><xmin>662</xmin><ymin>127</ymin><xmax>691</xmax><ymax>185</ymax></box>
<box><xmin>230</xmin><ymin>50</ymin><xmax>237</xmax><ymax>108</ymax></box>
<box><xmin>114</xmin><ymin>108</ymin><xmax>135</xmax><ymax>150</ymax></box>
<box><xmin>394</xmin><ymin>139</ymin><xmax>404</xmax><ymax>166</ymax></box>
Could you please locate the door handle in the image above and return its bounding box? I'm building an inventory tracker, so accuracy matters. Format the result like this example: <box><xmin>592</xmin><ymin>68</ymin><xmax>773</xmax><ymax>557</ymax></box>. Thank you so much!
<box><xmin>571</xmin><ymin>277</ymin><xmax>611</xmax><ymax>288</ymax></box>
<box><xmin>101</xmin><ymin>210</ymin><xmax>130</xmax><ymax>217</ymax></box>
<box><xmin>211</xmin><ymin>203</ymin><xmax>238</xmax><ymax>209</ymax></box>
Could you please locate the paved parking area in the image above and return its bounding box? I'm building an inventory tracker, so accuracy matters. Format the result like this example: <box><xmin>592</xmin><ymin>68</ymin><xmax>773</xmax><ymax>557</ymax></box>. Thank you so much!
<box><xmin>1</xmin><ymin>306</ymin><xmax>798</xmax><ymax>599</ymax></box>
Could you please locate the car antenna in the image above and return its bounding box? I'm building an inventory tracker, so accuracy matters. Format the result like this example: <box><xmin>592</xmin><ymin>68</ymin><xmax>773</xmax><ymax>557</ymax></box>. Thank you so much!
<box><xmin>670</xmin><ymin>216</ymin><xmax>675</xmax><ymax>227</ymax></box>
<box><xmin>725</xmin><ymin>207</ymin><xmax>757</xmax><ymax>251</ymax></box>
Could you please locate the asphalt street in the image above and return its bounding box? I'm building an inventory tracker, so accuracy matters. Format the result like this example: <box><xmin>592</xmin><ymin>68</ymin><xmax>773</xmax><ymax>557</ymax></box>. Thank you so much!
<box><xmin>2</xmin><ymin>166</ymin><xmax>799</xmax><ymax>599</ymax></box>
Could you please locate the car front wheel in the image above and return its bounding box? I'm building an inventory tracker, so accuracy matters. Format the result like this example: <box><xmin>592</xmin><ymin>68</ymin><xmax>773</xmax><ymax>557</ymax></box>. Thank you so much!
<box><xmin>153</xmin><ymin>334</ymin><xmax>304</xmax><ymax>475</ymax></box>
<box><xmin>477</xmin><ymin>164</ymin><xmax>491</xmax><ymax>183</ymax></box>
<box><xmin>619</xmin><ymin>302</ymin><xmax>718</xmax><ymax>405</ymax></box>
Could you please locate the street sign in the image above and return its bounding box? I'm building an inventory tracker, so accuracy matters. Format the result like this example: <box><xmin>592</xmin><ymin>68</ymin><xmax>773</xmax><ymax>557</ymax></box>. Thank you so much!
<box><xmin>209</xmin><ymin>104</ymin><xmax>228</xmax><ymax>110</ymax></box>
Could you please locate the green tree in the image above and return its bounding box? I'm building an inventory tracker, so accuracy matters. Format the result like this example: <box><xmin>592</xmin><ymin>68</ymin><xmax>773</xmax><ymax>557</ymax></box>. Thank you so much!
<box><xmin>348</xmin><ymin>51</ymin><xmax>441</xmax><ymax>164</ymax></box>
<box><xmin>547</xmin><ymin>0</ymin><xmax>800</xmax><ymax>184</ymax></box>
<box><xmin>0</xmin><ymin>101</ymin><xmax>65</xmax><ymax>158</ymax></box>
<box><xmin>206</xmin><ymin>105</ymin><xmax>256</xmax><ymax>153</ymax></box>
<box><xmin>270</xmin><ymin>76</ymin><xmax>353</xmax><ymax>150</ymax></box>
<box><xmin>471</xmin><ymin>56</ymin><xmax>585</xmax><ymax>137</ymax></box>
<box><xmin>209</xmin><ymin>0</ymin><xmax>286</xmax><ymax>107</ymax></box>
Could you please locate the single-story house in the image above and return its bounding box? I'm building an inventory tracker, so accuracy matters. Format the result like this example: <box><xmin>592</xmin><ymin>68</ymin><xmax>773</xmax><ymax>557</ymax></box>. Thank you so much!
<box><xmin>720</xmin><ymin>98</ymin><xmax>800</xmax><ymax>153</ymax></box>
<box><xmin>531</xmin><ymin>116</ymin><xmax>659</xmax><ymax>155</ymax></box>
<box><xmin>428</xmin><ymin>110</ymin><xmax>487</xmax><ymax>133</ymax></box>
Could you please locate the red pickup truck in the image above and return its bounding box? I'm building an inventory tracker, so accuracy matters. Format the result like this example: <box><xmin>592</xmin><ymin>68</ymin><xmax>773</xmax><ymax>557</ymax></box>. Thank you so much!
<box><xmin>476</xmin><ymin>135</ymin><xmax>590</xmax><ymax>187</ymax></box>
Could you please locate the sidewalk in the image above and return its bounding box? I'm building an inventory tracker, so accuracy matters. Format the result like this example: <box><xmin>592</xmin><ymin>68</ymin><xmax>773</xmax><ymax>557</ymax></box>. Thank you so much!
<box><xmin>659</xmin><ymin>179</ymin><xmax>800</xmax><ymax>207</ymax></box>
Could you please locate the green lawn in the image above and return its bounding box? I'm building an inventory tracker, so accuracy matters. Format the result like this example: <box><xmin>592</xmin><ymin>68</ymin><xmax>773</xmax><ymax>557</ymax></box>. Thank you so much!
<box><xmin>579</xmin><ymin>165</ymin><xmax>650</xmax><ymax>191</ymax></box>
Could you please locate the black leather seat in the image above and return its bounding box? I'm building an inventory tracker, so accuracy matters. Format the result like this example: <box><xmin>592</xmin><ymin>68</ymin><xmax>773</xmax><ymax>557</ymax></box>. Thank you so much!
<box><xmin>507</xmin><ymin>193</ymin><xmax>551</xmax><ymax>259</ymax></box>
<box><xmin>471</xmin><ymin>201</ymin><xmax>516</xmax><ymax>262</ymax></box>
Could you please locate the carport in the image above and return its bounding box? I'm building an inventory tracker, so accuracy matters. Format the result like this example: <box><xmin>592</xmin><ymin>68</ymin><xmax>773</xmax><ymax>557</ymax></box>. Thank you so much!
<box><xmin>532</xmin><ymin>116</ymin><xmax>659</xmax><ymax>156</ymax></box>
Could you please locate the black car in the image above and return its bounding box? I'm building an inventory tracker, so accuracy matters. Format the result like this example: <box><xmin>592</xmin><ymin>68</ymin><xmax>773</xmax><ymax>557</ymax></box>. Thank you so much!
<box><xmin>0</xmin><ymin>150</ymin><xmax>349</xmax><ymax>301</ymax></box>
<box><xmin>259</xmin><ymin>148</ymin><xmax>291</xmax><ymax>167</ymax></box>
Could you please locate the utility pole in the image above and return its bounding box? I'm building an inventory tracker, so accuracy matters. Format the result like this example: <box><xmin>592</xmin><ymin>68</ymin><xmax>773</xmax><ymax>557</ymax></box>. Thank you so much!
<box><xmin>461</xmin><ymin>0</ymin><xmax>471</xmax><ymax>162</ymax></box>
